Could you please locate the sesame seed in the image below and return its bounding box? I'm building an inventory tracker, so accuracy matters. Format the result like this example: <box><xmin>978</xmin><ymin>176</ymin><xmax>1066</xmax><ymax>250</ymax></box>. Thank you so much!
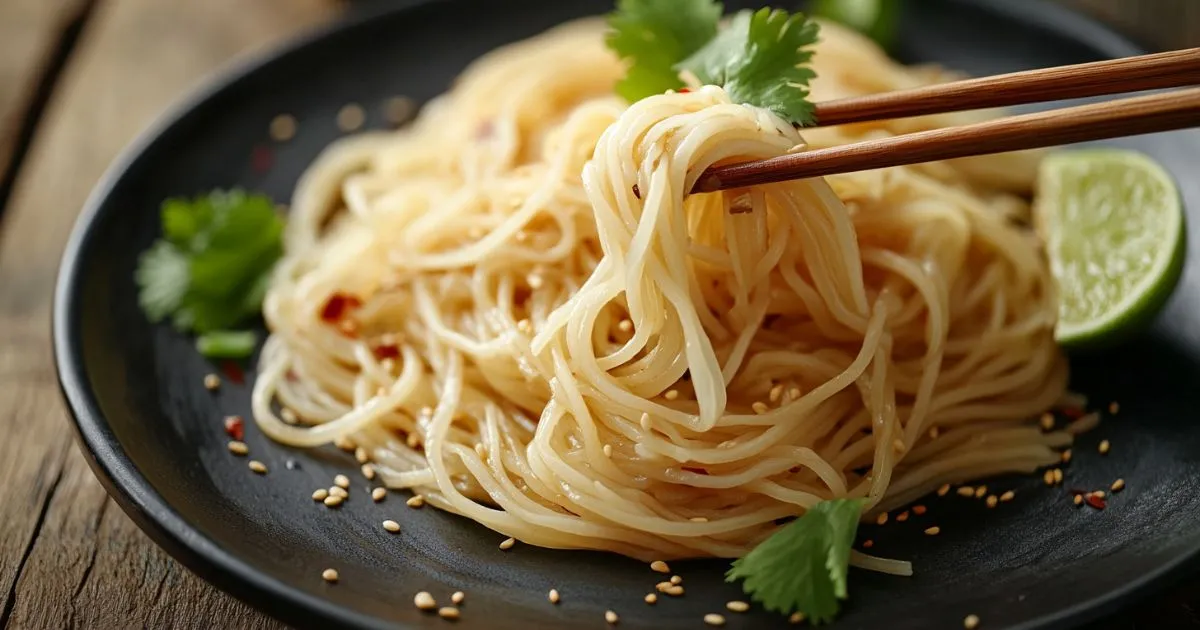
<box><xmin>1053</xmin><ymin>468</ymin><xmax>1064</xmax><ymax>484</ymax></box>
<box><xmin>372</xmin><ymin>487</ymin><xmax>387</xmax><ymax>502</ymax></box>
<box><xmin>1040</xmin><ymin>413</ymin><xmax>1055</xmax><ymax>431</ymax></box>
<box><xmin>957</xmin><ymin>486</ymin><xmax>975</xmax><ymax>497</ymax></box>
<box><xmin>355</xmin><ymin>447</ymin><xmax>369</xmax><ymax>463</ymax></box>
<box><xmin>789</xmin><ymin>612</ymin><xmax>806</xmax><ymax>624</ymax></box>
<box><xmin>769</xmin><ymin>384</ymin><xmax>784</xmax><ymax>403</ymax></box>
<box><xmin>704</xmin><ymin>613</ymin><xmax>726</xmax><ymax>626</ymax></box>
<box><xmin>204</xmin><ymin>374</ymin><xmax>221</xmax><ymax>390</ymax></box>
<box><xmin>330</xmin><ymin>486</ymin><xmax>348</xmax><ymax>498</ymax></box>
<box><xmin>1043</xmin><ymin>470</ymin><xmax>1055</xmax><ymax>486</ymax></box>
<box><xmin>420</xmin><ymin>406</ymin><xmax>433</xmax><ymax>417</ymax></box>
<box><xmin>862</xmin><ymin>539</ymin><xmax>874</xmax><ymax>549</ymax></box>
<box><xmin>650</xmin><ymin>560</ymin><xmax>670</xmax><ymax>573</ymax></box>
<box><xmin>875</xmin><ymin>512</ymin><xmax>888</xmax><ymax>525</ymax></box>
<box><xmin>452</xmin><ymin>591</ymin><xmax>465</xmax><ymax>604</ymax></box>
<box><xmin>986</xmin><ymin>495</ymin><xmax>998</xmax><ymax>508</ymax></box>
<box><xmin>689</xmin><ymin>517</ymin><xmax>708</xmax><ymax>523</ymax></box>
<box><xmin>924</xmin><ymin>526</ymin><xmax>941</xmax><ymax>536</ymax></box>
<box><xmin>974</xmin><ymin>485</ymin><xmax>987</xmax><ymax>498</ymax></box>
<box><xmin>664</xmin><ymin>585</ymin><xmax>684</xmax><ymax>596</ymax></box>
<box><xmin>656</xmin><ymin>581</ymin><xmax>672</xmax><ymax>592</ymax></box>
<box><xmin>407</xmin><ymin>495</ymin><xmax>425</xmax><ymax>508</ymax></box>
<box><xmin>605</xmin><ymin>610</ymin><xmax>619</xmax><ymax>624</ymax></box>
<box><xmin>893</xmin><ymin>438</ymin><xmax>905</xmax><ymax>453</ymax></box>
<box><xmin>361</xmin><ymin>464</ymin><xmax>376</xmax><ymax>480</ymax></box>
<box><xmin>937</xmin><ymin>484</ymin><xmax>951</xmax><ymax>497</ymax></box>
<box><xmin>516</xmin><ymin>319</ymin><xmax>532</xmax><ymax>334</ymax></box>
<box><xmin>527</xmin><ymin>273</ymin><xmax>544</xmax><ymax>290</ymax></box>
<box><xmin>1099</xmin><ymin>440</ymin><xmax>1111</xmax><ymax>455</ymax></box>
<box><xmin>227</xmin><ymin>441</ymin><xmax>249</xmax><ymax>456</ymax></box>
<box><xmin>312</xmin><ymin>489</ymin><xmax>329</xmax><ymax>501</ymax></box>
<box><xmin>964</xmin><ymin>613</ymin><xmax>981</xmax><ymax>629</ymax></box>
<box><xmin>334</xmin><ymin>435</ymin><xmax>356</xmax><ymax>452</ymax></box>
<box><xmin>515</xmin><ymin>230</ymin><xmax>529</xmax><ymax>242</ymax></box>
<box><xmin>1109</xmin><ymin>402</ymin><xmax>1120</xmax><ymax>414</ymax></box>
<box><xmin>438</xmin><ymin>607</ymin><xmax>459</xmax><ymax>620</ymax></box>
<box><xmin>321</xmin><ymin>568</ymin><xmax>339</xmax><ymax>583</ymax></box>
<box><xmin>928</xmin><ymin>426</ymin><xmax>940</xmax><ymax>439</ymax></box>
<box><xmin>324</xmin><ymin>495</ymin><xmax>344</xmax><ymax>507</ymax></box>
<box><xmin>752</xmin><ymin>401</ymin><xmax>769</xmax><ymax>414</ymax></box>
<box><xmin>499</xmin><ymin>537</ymin><xmax>516</xmax><ymax>550</ymax></box>
<box><xmin>337</xmin><ymin>103</ymin><xmax>365</xmax><ymax>132</ymax></box>
<box><xmin>665</xmin><ymin>389</ymin><xmax>680</xmax><ymax>401</ymax></box>
<box><xmin>1093</xmin><ymin>490</ymin><xmax>1106</xmax><ymax>499</ymax></box>
<box><xmin>414</xmin><ymin>591</ymin><xmax>437</xmax><ymax>611</ymax></box>
<box><xmin>640</xmin><ymin>413</ymin><xmax>651</xmax><ymax>431</ymax></box>
<box><xmin>474</xmin><ymin>443</ymin><xmax>486</xmax><ymax>457</ymax></box>
<box><xmin>383</xmin><ymin>520</ymin><xmax>400</xmax><ymax>532</ymax></box>
<box><xmin>788</xmin><ymin>388</ymin><xmax>801</xmax><ymax>401</ymax></box>
<box><xmin>913</xmin><ymin>505</ymin><xmax>927</xmax><ymax>515</ymax></box>
<box><xmin>1062</xmin><ymin>449</ymin><xmax>1072</xmax><ymax>464</ymax></box>
<box><xmin>899</xmin><ymin>510</ymin><xmax>913</xmax><ymax>522</ymax></box>
<box><xmin>248</xmin><ymin>460</ymin><xmax>267</xmax><ymax>474</ymax></box>
<box><xmin>1000</xmin><ymin>490</ymin><xmax>1015</xmax><ymax>502</ymax></box>
<box><xmin>1074</xmin><ymin>494</ymin><xmax>1084</xmax><ymax>506</ymax></box>
<box><xmin>644</xmin><ymin>593</ymin><xmax>657</xmax><ymax>605</ymax></box>
<box><xmin>726</xmin><ymin>601</ymin><xmax>749</xmax><ymax>613</ymax></box>
<box><xmin>269</xmin><ymin>114</ymin><xmax>297</xmax><ymax>141</ymax></box>
<box><xmin>547</xmin><ymin>588</ymin><xmax>560</xmax><ymax>604</ymax></box>
<box><xmin>670</xmin><ymin>575</ymin><xmax>682</xmax><ymax>585</ymax></box>
<box><xmin>1112</xmin><ymin>478</ymin><xmax>1126</xmax><ymax>492</ymax></box>
<box><xmin>603</xmin><ymin>444</ymin><xmax>614</xmax><ymax>458</ymax></box>
<box><xmin>406</xmin><ymin>433</ymin><xmax>421</xmax><ymax>448</ymax></box>
<box><xmin>618</xmin><ymin>319</ymin><xmax>633</xmax><ymax>332</ymax></box>
<box><xmin>335</xmin><ymin>474</ymin><xmax>350</xmax><ymax>489</ymax></box>
<box><xmin>281</xmin><ymin>408</ymin><xmax>298</xmax><ymax>424</ymax></box>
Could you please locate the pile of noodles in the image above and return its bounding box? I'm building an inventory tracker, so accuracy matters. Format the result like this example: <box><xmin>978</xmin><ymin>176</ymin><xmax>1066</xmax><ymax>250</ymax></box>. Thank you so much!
<box><xmin>252</xmin><ymin>19</ymin><xmax>1077</xmax><ymax>569</ymax></box>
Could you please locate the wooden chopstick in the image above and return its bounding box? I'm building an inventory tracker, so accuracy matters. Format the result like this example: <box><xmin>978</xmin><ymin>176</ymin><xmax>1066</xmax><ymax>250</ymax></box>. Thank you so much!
<box><xmin>693</xmin><ymin>87</ymin><xmax>1200</xmax><ymax>193</ymax></box>
<box><xmin>812</xmin><ymin>47</ymin><xmax>1200</xmax><ymax>126</ymax></box>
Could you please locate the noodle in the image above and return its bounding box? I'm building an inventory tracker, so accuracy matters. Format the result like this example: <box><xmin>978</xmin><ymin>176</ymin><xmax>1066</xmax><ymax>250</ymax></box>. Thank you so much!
<box><xmin>252</xmin><ymin>19</ymin><xmax>1069</xmax><ymax>566</ymax></box>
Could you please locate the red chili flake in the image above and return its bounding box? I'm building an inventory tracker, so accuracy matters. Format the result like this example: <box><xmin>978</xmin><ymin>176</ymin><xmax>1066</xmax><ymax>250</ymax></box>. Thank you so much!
<box><xmin>223</xmin><ymin>415</ymin><xmax>245</xmax><ymax>441</ymax></box>
<box><xmin>678</xmin><ymin>88</ymin><xmax>692</xmax><ymax>93</ymax></box>
<box><xmin>251</xmin><ymin>145</ymin><xmax>273</xmax><ymax>174</ymax></box>
<box><xmin>1062</xmin><ymin>407</ymin><xmax>1085</xmax><ymax>419</ymax></box>
<box><xmin>220</xmin><ymin>361</ymin><xmax>245</xmax><ymax>384</ymax></box>
<box><xmin>285</xmin><ymin>369</ymin><xmax>298</xmax><ymax>382</ymax></box>
<box><xmin>372</xmin><ymin>344</ymin><xmax>400</xmax><ymax>360</ymax></box>
<box><xmin>1085</xmin><ymin>494</ymin><xmax>1107</xmax><ymax>510</ymax></box>
<box><xmin>320</xmin><ymin>292</ymin><xmax>362</xmax><ymax>323</ymax></box>
<box><xmin>632</xmin><ymin>184</ymin><xmax>641</xmax><ymax>199</ymax></box>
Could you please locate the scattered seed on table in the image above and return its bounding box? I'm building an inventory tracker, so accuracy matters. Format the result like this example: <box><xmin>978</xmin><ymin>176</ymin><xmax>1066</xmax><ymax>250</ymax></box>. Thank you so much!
<box><xmin>324</xmin><ymin>495</ymin><xmax>344</xmax><ymax>507</ymax></box>
<box><xmin>499</xmin><ymin>537</ymin><xmax>516</xmax><ymax>550</ymax></box>
<box><xmin>1039</xmin><ymin>413</ymin><xmax>1054</xmax><ymax>431</ymax></box>
<box><xmin>1061</xmin><ymin>449</ymin><xmax>1072</xmax><ymax>464</ymax></box>
<box><xmin>1043</xmin><ymin>470</ymin><xmax>1055</xmax><ymax>486</ymax></box>
<box><xmin>957</xmin><ymin>486</ymin><xmax>975</xmax><ymax>497</ymax></box>
<box><xmin>438</xmin><ymin>607</ymin><xmax>460</xmax><ymax>620</ymax></box>
<box><xmin>1099</xmin><ymin>440</ymin><xmax>1111</xmax><ymax>455</ymax></box>
<box><xmin>605</xmin><ymin>610</ymin><xmax>619</xmax><ymax>624</ymax></box>
<box><xmin>875</xmin><ymin>512</ymin><xmax>888</xmax><ymax>525</ymax></box>
<box><xmin>974</xmin><ymin>485</ymin><xmax>987</xmax><ymax>498</ymax></box>
<box><xmin>337</xmin><ymin>103</ymin><xmax>366</xmax><ymax>132</ymax></box>
<box><xmin>986</xmin><ymin>495</ymin><xmax>998</xmax><ymax>508</ymax></box>
<box><xmin>382</xmin><ymin>520</ymin><xmax>400</xmax><ymax>533</ymax></box>
<box><xmin>726</xmin><ymin>601</ymin><xmax>749</xmax><ymax>612</ymax></box>
<box><xmin>548</xmin><ymin>589</ymin><xmax>560</xmax><ymax>604</ymax></box>
<box><xmin>286</xmin><ymin>458</ymin><xmax>299</xmax><ymax>470</ymax></box>
<box><xmin>896</xmin><ymin>511</ymin><xmax>909</xmax><ymax>522</ymax></box>
<box><xmin>451</xmin><ymin>591</ymin><xmax>465</xmax><ymax>605</ymax></box>
<box><xmin>1112</xmin><ymin>478</ymin><xmax>1126</xmax><ymax>492</ymax></box>
<box><xmin>355</xmin><ymin>447</ymin><xmax>369</xmax><ymax>463</ymax></box>
<box><xmin>322</xmin><ymin>568</ymin><xmax>339</xmax><ymax>583</ymax></box>
<box><xmin>312</xmin><ymin>489</ymin><xmax>329</xmax><ymax>501</ymax></box>
<box><xmin>964</xmin><ymin>613</ymin><xmax>981</xmax><ymax>629</ymax></box>
<box><xmin>248</xmin><ymin>460</ymin><xmax>267</xmax><ymax>474</ymax></box>
<box><xmin>269</xmin><ymin>114</ymin><xmax>297</xmax><ymax>141</ymax></box>
<box><xmin>1000</xmin><ymin>490</ymin><xmax>1015</xmax><ymax>503</ymax></box>
<box><xmin>372</xmin><ymin>487</ymin><xmax>387</xmax><ymax>502</ymax></box>
<box><xmin>203</xmin><ymin>374</ymin><xmax>221</xmax><ymax>391</ymax></box>
<box><xmin>655</xmin><ymin>582</ymin><xmax>672</xmax><ymax>592</ymax></box>
<box><xmin>644</xmin><ymin>593</ymin><xmax>657</xmax><ymax>605</ymax></box>
<box><xmin>937</xmin><ymin>484</ymin><xmax>951</xmax><ymax>497</ymax></box>
<box><xmin>334</xmin><ymin>474</ymin><xmax>350</xmax><ymax>489</ymax></box>
<box><xmin>925</xmin><ymin>526</ymin><xmax>941</xmax><ymax>536</ymax></box>
<box><xmin>407</xmin><ymin>495</ymin><xmax>425</xmax><ymax>508</ymax></box>
<box><xmin>912</xmin><ymin>505</ymin><xmax>927</xmax><ymax>515</ymax></box>
<box><xmin>650</xmin><ymin>560</ymin><xmax>670</xmax><ymax>574</ymax></box>
<box><xmin>1074</xmin><ymin>494</ymin><xmax>1084</xmax><ymax>506</ymax></box>
<box><xmin>330</xmin><ymin>486</ymin><xmax>348</xmax><ymax>499</ymax></box>
<box><xmin>1093</xmin><ymin>490</ymin><xmax>1106</xmax><ymax>499</ymax></box>
<box><xmin>227</xmin><ymin>441</ymin><xmax>248</xmax><ymax>456</ymax></box>
<box><xmin>670</xmin><ymin>575</ymin><xmax>682</xmax><ymax>585</ymax></box>
<box><xmin>664</xmin><ymin>585</ymin><xmax>684</xmax><ymax>596</ymax></box>
<box><xmin>361</xmin><ymin>464</ymin><xmax>376</xmax><ymax>480</ymax></box>
<box><xmin>414</xmin><ymin>591</ymin><xmax>436</xmax><ymax>611</ymax></box>
<box><xmin>704</xmin><ymin>613</ymin><xmax>726</xmax><ymax>626</ymax></box>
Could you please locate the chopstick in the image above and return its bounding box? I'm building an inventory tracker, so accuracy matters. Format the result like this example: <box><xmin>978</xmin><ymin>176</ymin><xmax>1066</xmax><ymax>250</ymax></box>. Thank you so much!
<box><xmin>693</xmin><ymin>88</ymin><xmax>1200</xmax><ymax>193</ymax></box>
<box><xmin>692</xmin><ymin>49</ymin><xmax>1200</xmax><ymax>194</ymax></box>
<box><xmin>813</xmin><ymin>47</ymin><xmax>1200</xmax><ymax>126</ymax></box>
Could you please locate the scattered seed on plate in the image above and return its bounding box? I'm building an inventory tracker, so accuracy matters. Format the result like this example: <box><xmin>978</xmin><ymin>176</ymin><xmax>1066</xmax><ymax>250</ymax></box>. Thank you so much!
<box><xmin>452</xmin><ymin>591</ymin><xmax>465</xmax><ymax>605</ymax></box>
<box><xmin>1093</xmin><ymin>490</ymin><xmax>1106</xmax><ymax>499</ymax></box>
<box><xmin>862</xmin><ymin>539</ymin><xmax>874</xmax><ymax>549</ymax></box>
<box><xmin>752</xmin><ymin>401</ymin><xmax>770</xmax><ymax>414</ymax></box>
<box><xmin>1109</xmin><ymin>401</ymin><xmax>1120</xmax><ymax>414</ymax></box>
<box><xmin>248</xmin><ymin>460</ymin><xmax>267</xmax><ymax>474</ymax></box>
<box><xmin>704</xmin><ymin>613</ymin><xmax>726</xmax><ymax>626</ymax></box>
<box><xmin>372</xmin><ymin>487</ymin><xmax>387</xmax><ymax>502</ymax></box>
<box><xmin>269</xmin><ymin>114</ymin><xmax>297</xmax><ymax>141</ymax></box>
<box><xmin>655</xmin><ymin>582</ymin><xmax>672</xmax><ymax>592</ymax></box>
<box><xmin>407</xmin><ymin>495</ymin><xmax>426</xmax><ymax>508</ymax></box>
<box><xmin>499</xmin><ymin>537</ymin><xmax>516</xmax><ymax>550</ymax></box>
<box><xmin>928</xmin><ymin>426</ymin><xmax>940</xmax><ymax>439</ymax></box>
<box><xmin>912</xmin><ymin>504</ymin><xmax>927</xmax><ymax>515</ymax></box>
<box><xmin>1039</xmin><ymin>413</ymin><xmax>1055</xmax><ymax>431</ymax></box>
<box><xmin>726</xmin><ymin>601</ymin><xmax>749</xmax><ymax>613</ymax></box>
<box><xmin>875</xmin><ymin>512</ymin><xmax>888</xmax><ymax>525</ymax></box>
<box><xmin>650</xmin><ymin>560</ymin><xmax>670</xmax><ymax>573</ymax></box>
<box><xmin>789</xmin><ymin>612</ymin><xmax>806</xmax><ymax>624</ymax></box>
<box><xmin>414</xmin><ymin>592</ymin><xmax>437</xmax><ymax>611</ymax></box>
<box><xmin>227</xmin><ymin>441</ymin><xmax>249</xmax><ymax>456</ymax></box>
<box><xmin>644</xmin><ymin>593</ymin><xmax>657</xmax><ymax>605</ymax></box>
<box><xmin>382</xmin><ymin>520</ymin><xmax>400</xmax><ymax>533</ymax></box>
<box><xmin>324</xmin><ymin>495</ymin><xmax>344</xmax><ymax>507</ymax></box>
<box><xmin>438</xmin><ymin>607</ymin><xmax>460</xmax><ymax>620</ymax></box>
<box><xmin>964</xmin><ymin>614</ymin><xmax>981</xmax><ymax>629</ymax></box>
<box><xmin>603</xmin><ymin>444</ymin><xmax>614</xmax><ymax>458</ymax></box>
<box><xmin>665</xmin><ymin>389</ymin><xmax>680</xmax><ymax>401</ymax></box>
<box><xmin>924</xmin><ymin>526</ymin><xmax>941</xmax><ymax>536</ymax></box>
<box><xmin>1099</xmin><ymin>440</ymin><xmax>1111</xmax><ymax>455</ymax></box>
<box><xmin>330</xmin><ymin>486</ymin><xmax>348</xmax><ymax>498</ymax></box>
<box><xmin>361</xmin><ymin>464</ymin><xmax>376</xmax><ymax>480</ymax></box>
<box><xmin>312</xmin><ymin>489</ymin><xmax>329</xmax><ymax>501</ymax></box>
<box><xmin>203</xmin><ymin>374</ymin><xmax>221</xmax><ymax>390</ymax></box>
<box><xmin>334</xmin><ymin>435</ymin><xmax>356</xmax><ymax>451</ymax></box>
<box><xmin>1074</xmin><ymin>494</ymin><xmax>1084</xmax><ymax>506</ymax></box>
<box><xmin>1112</xmin><ymin>478</ymin><xmax>1126</xmax><ymax>492</ymax></box>
<box><xmin>665</xmin><ymin>585</ymin><xmax>684</xmax><ymax>596</ymax></box>
<box><xmin>896</xmin><ymin>511</ymin><xmax>909</xmax><ymax>522</ymax></box>
<box><xmin>1000</xmin><ymin>490</ymin><xmax>1015</xmax><ymax>503</ymax></box>
<box><xmin>1061</xmin><ymin>449</ymin><xmax>1072</xmax><ymax>464</ymax></box>
<box><xmin>670</xmin><ymin>575</ymin><xmax>682</xmax><ymax>585</ymax></box>
<box><xmin>956</xmin><ymin>486</ymin><xmax>975</xmax><ymax>498</ymax></box>
<box><xmin>355</xmin><ymin>447</ymin><xmax>369</xmax><ymax>463</ymax></box>
<box><xmin>548</xmin><ymin>589</ymin><xmax>560</xmax><ymax>604</ymax></box>
<box><xmin>1043</xmin><ymin>470</ymin><xmax>1055</xmax><ymax>486</ymax></box>
<box><xmin>334</xmin><ymin>474</ymin><xmax>351</xmax><ymax>489</ymax></box>
<box><xmin>986</xmin><ymin>495</ymin><xmax>998</xmax><ymax>508</ymax></box>
<box><xmin>974</xmin><ymin>485</ymin><xmax>987</xmax><ymax>498</ymax></box>
<box><xmin>605</xmin><ymin>610</ymin><xmax>619</xmax><ymax>624</ymax></box>
<box><xmin>937</xmin><ymin>484</ymin><xmax>951</xmax><ymax>497</ymax></box>
<box><xmin>769</xmin><ymin>384</ymin><xmax>784</xmax><ymax>403</ymax></box>
<box><xmin>322</xmin><ymin>568</ymin><xmax>339</xmax><ymax>583</ymax></box>
<box><xmin>337</xmin><ymin>103</ymin><xmax>366</xmax><ymax>132</ymax></box>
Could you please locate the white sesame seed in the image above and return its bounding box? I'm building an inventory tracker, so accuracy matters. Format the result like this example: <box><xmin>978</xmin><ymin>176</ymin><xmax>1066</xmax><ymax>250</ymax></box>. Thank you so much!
<box><xmin>548</xmin><ymin>588</ymin><xmax>560</xmax><ymax>604</ymax></box>
<box><xmin>1000</xmin><ymin>490</ymin><xmax>1015</xmax><ymax>502</ymax></box>
<box><xmin>896</xmin><ymin>511</ymin><xmax>909</xmax><ymax>522</ymax></box>
<box><xmin>1062</xmin><ymin>449</ymin><xmax>1073</xmax><ymax>463</ymax></box>
<box><xmin>957</xmin><ymin>486</ymin><xmax>975</xmax><ymax>497</ymax></box>
<box><xmin>925</xmin><ymin>526</ymin><xmax>941</xmax><ymax>536</ymax></box>
<box><xmin>281</xmin><ymin>408</ymin><xmax>298</xmax><ymax>424</ymax></box>
<box><xmin>1112</xmin><ymin>478</ymin><xmax>1126</xmax><ymax>492</ymax></box>
<box><xmin>986</xmin><ymin>495</ymin><xmax>998</xmax><ymax>508</ymax></box>
<box><xmin>334</xmin><ymin>435</ymin><xmax>355</xmax><ymax>452</ymax></box>
<box><xmin>248</xmin><ymin>460</ymin><xmax>267</xmax><ymax>474</ymax></box>
<box><xmin>321</xmin><ymin>568</ymin><xmax>338</xmax><ymax>583</ymax></box>
<box><xmin>1099</xmin><ymin>440</ymin><xmax>1111</xmax><ymax>455</ymax></box>
<box><xmin>650</xmin><ymin>560</ymin><xmax>670</xmax><ymax>574</ymax></box>
<box><xmin>372</xmin><ymin>487</ymin><xmax>387</xmax><ymax>502</ymax></box>
<box><xmin>644</xmin><ymin>593</ymin><xmax>657</xmax><ymax>604</ymax></box>
<box><xmin>726</xmin><ymin>600</ymin><xmax>749</xmax><ymax>613</ymax></box>
<box><xmin>1074</xmin><ymin>493</ymin><xmax>1085</xmax><ymax>506</ymax></box>
<box><xmin>499</xmin><ymin>537</ymin><xmax>516</xmax><ymax>550</ymax></box>
<box><xmin>337</xmin><ymin>103</ymin><xmax>365</xmax><ymax>132</ymax></box>
<box><xmin>451</xmin><ymin>591</ymin><xmax>465</xmax><ymax>605</ymax></box>
<box><xmin>324</xmin><ymin>495</ymin><xmax>344</xmax><ymax>507</ymax></box>
<box><xmin>704</xmin><ymin>613</ymin><xmax>726</xmax><ymax>627</ymax></box>
<box><xmin>605</xmin><ymin>610</ymin><xmax>619</xmax><ymax>624</ymax></box>
<box><xmin>974</xmin><ymin>485</ymin><xmax>987</xmax><ymax>498</ymax></box>
<box><xmin>789</xmin><ymin>612</ymin><xmax>806</xmax><ymax>624</ymax></box>
<box><xmin>383</xmin><ymin>520</ymin><xmax>400</xmax><ymax>532</ymax></box>
<box><xmin>788</xmin><ymin>387</ymin><xmax>801</xmax><ymax>401</ymax></box>
<box><xmin>335</xmin><ymin>474</ymin><xmax>350</xmax><ymax>489</ymax></box>
<box><xmin>1093</xmin><ymin>490</ymin><xmax>1107</xmax><ymax>499</ymax></box>
<box><xmin>664</xmin><ymin>389</ymin><xmax>679</xmax><ymax>401</ymax></box>
<box><xmin>893</xmin><ymin>438</ymin><xmax>906</xmax><ymax>453</ymax></box>
<box><xmin>670</xmin><ymin>575</ymin><xmax>682</xmax><ymax>585</ymax></box>
<box><xmin>639</xmin><ymin>413</ymin><xmax>651</xmax><ymax>431</ymax></box>
<box><xmin>937</xmin><ymin>484</ymin><xmax>951</xmax><ymax>496</ymax></box>
<box><xmin>527</xmin><ymin>273</ymin><xmax>544</xmax><ymax>289</ymax></box>
<box><xmin>875</xmin><ymin>512</ymin><xmax>888</xmax><ymax>525</ymax></box>
<box><xmin>1053</xmin><ymin>468</ymin><xmax>1064</xmax><ymax>484</ymax></box>
<box><xmin>438</xmin><ymin>607</ymin><xmax>459</xmax><ymax>620</ymax></box>
<box><xmin>227</xmin><ymin>441</ymin><xmax>249</xmax><ymax>456</ymax></box>
<box><xmin>407</xmin><ymin>495</ymin><xmax>425</xmax><ymax>508</ymax></box>
<box><xmin>664</xmin><ymin>585</ymin><xmax>684</xmax><ymax>596</ymax></box>
<box><xmin>269</xmin><ymin>114</ymin><xmax>297</xmax><ymax>141</ymax></box>
<box><xmin>690</xmin><ymin>516</ymin><xmax>708</xmax><ymax>523</ymax></box>
<box><xmin>618</xmin><ymin>319</ymin><xmax>633</xmax><ymax>332</ymax></box>
<box><xmin>312</xmin><ymin>489</ymin><xmax>329</xmax><ymax>501</ymax></box>
<box><xmin>414</xmin><ymin>591</ymin><xmax>437</xmax><ymax>611</ymax></box>
<box><xmin>964</xmin><ymin>614</ymin><xmax>981</xmax><ymax>629</ymax></box>
<box><xmin>603</xmin><ymin>444</ymin><xmax>614</xmax><ymax>458</ymax></box>
<box><xmin>203</xmin><ymin>374</ymin><xmax>221</xmax><ymax>391</ymax></box>
<box><xmin>1043</xmin><ymin>470</ymin><xmax>1055</xmax><ymax>486</ymax></box>
<box><xmin>355</xmin><ymin>447</ymin><xmax>369</xmax><ymax>463</ymax></box>
<box><xmin>655</xmin><ymin>581</ymin><xmax>672</xmax><ymax>592</ymax></box>
<box><xmin>330</xmin><ymin>486</ymin><xmax>348</xmax><ymax>498</ymax></box>
<box><xmin>768</xmin><ymin>384</ymin><xmax>784</xmax><ymax>403</ymax></box>
<box><xmin>361</xmin><ymin>464</ymin><xmax>376</xmax><ymax>480</ymax></box>
<box><xmin>752</xmin><ymin>401</ymin><xmax>769</xmax><ymax>415</ymax></box>
<box><xmin>1040</xmin><ymin>413</ymin><xmax>1055</xmax><ymax>431</ymax></box>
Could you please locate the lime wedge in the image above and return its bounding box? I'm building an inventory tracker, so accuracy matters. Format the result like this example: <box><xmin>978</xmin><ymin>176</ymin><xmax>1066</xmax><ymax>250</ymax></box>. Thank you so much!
<box><xmin>1035</xmin><ymin>149</ymin><xmax>1186</xmax><ymax>348</ymax></box>
<box><xmin>811</xmin><ymin>0</ymin><xmax>900</xmax><ymax>49</ymax></box>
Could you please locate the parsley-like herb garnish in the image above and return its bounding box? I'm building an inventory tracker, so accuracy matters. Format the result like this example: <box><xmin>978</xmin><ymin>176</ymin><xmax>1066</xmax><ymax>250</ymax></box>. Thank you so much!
<box><xmin>726</xmin><ymin>498</ymin><xmax>865</xmax><ymax>624</ymax></box>
<box><xmin>606</xmin><ymin>0</ymin><xmax>722</xmax><ymax>101</ymax></box>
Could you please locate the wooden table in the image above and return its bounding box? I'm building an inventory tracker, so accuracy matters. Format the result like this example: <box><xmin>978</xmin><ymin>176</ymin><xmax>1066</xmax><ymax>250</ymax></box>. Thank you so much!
<box><xmin>0</xmin><ymin>1</ymin><xmax>1196</xmax><ymax>628</ymax></box>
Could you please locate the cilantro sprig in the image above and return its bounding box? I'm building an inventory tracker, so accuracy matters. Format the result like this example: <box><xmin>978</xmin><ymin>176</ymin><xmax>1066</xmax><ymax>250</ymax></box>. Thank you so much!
<box><xmin>135</xmin><ymin>189</ymin><xmax>284</xmax><ymax>359</ymax></box>
<box><xmin>726</xmin><ymin>498</ymin><xmax>866</xmax><ymax>624</ymax></box>
<box><xmin>606</xmin><ymin>0</ymin><xmax>820</xmax><ymax>126</ymax></box>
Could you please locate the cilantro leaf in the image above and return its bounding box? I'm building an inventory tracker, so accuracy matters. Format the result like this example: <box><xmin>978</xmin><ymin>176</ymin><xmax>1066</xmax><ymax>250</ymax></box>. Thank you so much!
<box><xmin>135</xmin><ymin>241</ymin><xmax>189</xmax><ymax>322</ymax></box>
<box><xmin>678</xmin><ymin>8</ymin><xmax>820</xmax><ymax>126</ymax></box>
<box><xmin>606</xmin><ymin>0</ymin><xmax>722</xmax><ymax>101</ymax></box>
<box><xmin>726</xmin><ymin>498</ymin><xmax>865</xmax><ymax>624</ymax></box>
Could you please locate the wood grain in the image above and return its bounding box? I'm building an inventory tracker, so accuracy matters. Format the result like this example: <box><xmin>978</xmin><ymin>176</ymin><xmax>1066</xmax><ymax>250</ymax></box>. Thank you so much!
<box><xmin>0</xmin><ymin>0</ymin><xmax>336</xmax><ymax>627</ymax></box>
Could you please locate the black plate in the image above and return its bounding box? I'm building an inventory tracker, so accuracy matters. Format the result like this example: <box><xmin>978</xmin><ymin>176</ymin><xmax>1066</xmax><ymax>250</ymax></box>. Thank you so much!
<box><xmin>52</xmin><ymin>0</ymin><xmax>1200</xmax><ymax>628</ymax></box>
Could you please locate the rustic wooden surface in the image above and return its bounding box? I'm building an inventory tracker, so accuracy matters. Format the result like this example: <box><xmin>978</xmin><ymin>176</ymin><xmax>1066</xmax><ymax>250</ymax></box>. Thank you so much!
<box><xmin>0</xmin><ymin>1</ymin><xmax>1195</xmax><ymax>629</ymax></box>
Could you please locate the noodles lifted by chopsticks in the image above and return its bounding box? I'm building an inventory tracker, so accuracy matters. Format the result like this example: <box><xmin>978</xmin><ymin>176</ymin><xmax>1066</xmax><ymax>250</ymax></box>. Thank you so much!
<box><xmin>251</xmin><ymin>19</ymin><xmax>1068</xmax><ymax>565</ymax></box>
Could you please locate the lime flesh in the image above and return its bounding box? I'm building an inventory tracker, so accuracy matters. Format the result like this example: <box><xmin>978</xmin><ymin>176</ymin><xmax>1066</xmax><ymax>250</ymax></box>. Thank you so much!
<box><xmin>1035</xmin><ymin>149</ymin><xmax>1186</xmax><ymax>348</ymax></box>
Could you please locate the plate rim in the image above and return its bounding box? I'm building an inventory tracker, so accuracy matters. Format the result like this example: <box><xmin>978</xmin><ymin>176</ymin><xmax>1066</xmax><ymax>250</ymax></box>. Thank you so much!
<box><xmin>50</xmin><ymin>1</ymin><xmax>1184</xmax><ymax>629</ymax></box>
